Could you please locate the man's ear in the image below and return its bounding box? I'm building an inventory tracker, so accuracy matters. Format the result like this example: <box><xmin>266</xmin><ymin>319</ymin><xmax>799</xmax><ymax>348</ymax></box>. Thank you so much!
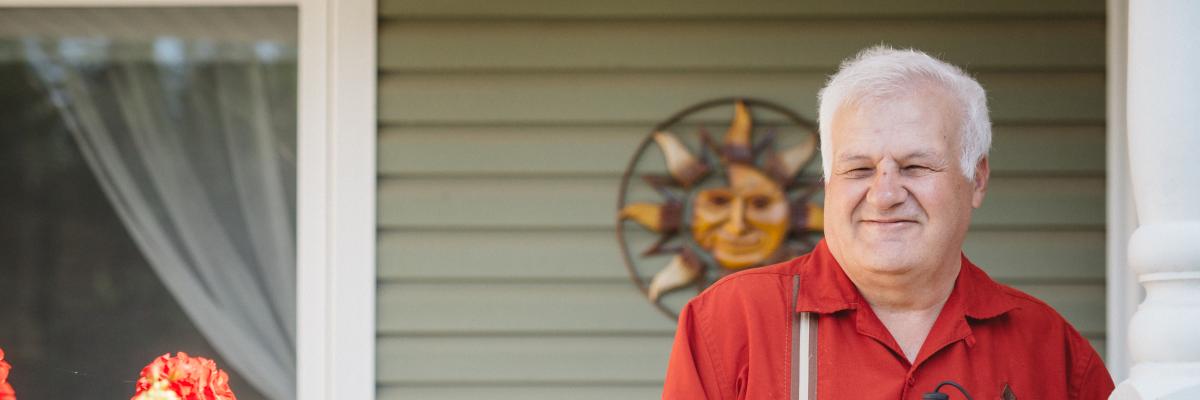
<box><xmin>971</xmin><ymin>156</ymin><xmax>990</xmax><ymax>208</ymax></box>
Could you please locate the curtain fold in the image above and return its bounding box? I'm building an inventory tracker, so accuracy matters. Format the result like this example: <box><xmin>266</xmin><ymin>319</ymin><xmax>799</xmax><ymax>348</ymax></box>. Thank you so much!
<box><xmin>23</xmin><ymin>38</ymin><xmax>297</xmax><ymax>400</ymax></box>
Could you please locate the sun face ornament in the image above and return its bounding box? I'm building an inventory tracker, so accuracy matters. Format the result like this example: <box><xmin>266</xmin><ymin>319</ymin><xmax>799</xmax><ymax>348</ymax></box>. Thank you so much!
<box><xmin>617</xmin><ymin>98</ymin><xmax>824</xmax><ymax>318</ymax></box>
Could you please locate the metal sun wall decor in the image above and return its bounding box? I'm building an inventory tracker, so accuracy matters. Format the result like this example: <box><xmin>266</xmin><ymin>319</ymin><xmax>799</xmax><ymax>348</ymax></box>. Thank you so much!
<box><xmin>616</xmin><ymin>98</ymin><xmax>825</xmax><ymax>319</ymax></box>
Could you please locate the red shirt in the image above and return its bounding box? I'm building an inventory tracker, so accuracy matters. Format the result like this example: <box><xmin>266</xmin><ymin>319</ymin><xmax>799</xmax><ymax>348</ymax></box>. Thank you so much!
<box><xmin>663</xmin><ymin>240</ymin><xmax>1113</xmax><ymax>399</ymax></box>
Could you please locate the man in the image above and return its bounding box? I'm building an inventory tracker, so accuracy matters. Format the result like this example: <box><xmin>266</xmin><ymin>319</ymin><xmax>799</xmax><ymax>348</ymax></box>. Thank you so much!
<box><xmin>662</xmin><ymin>46</ymin><xmax>1114</xmax><ymax>399</ymax></box>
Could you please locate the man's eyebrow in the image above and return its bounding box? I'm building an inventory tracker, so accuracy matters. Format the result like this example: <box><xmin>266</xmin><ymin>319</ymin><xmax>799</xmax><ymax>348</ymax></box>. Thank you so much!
<box><xmin>900</xmin><ymin>151</ymin><xmax>940</xmax><ymax>161</ymax></box>
<box><xmin>835</xmin><ymin>154</ymin><xmax>872</xmax><ymax>163</ymax></box>
<box><xmin>835</xmin><ymin>152</ymin><xmax>941</xmax><ymax>162</ymax></box>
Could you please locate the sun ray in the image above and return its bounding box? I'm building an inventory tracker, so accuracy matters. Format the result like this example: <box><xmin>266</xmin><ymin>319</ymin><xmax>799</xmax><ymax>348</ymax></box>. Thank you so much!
<box><xmin>653</xmin><ymin>131</ymin><xmax>709</xmax><ymax>187</ymax></box>
<box><xmin>642</xmin><ymin>234</ymin><xmax>682</xmax><ymax>256</ymax></box>
<box><xmin>647</xmin><ymin>252</ymin><xmax>702</xmax><ymax>301</ymax></box>
<box><xmin>722</xmin><ymin>100</ymin><xmax>754</xmax><ymax>163</ymax></box>
<box><xmin>698</xmin><ymin>127</ymin><xmax>721</xmax><ymax>154</ymax></box>
<box><xmin>766</xmin><ymin>132</ymin><xmax>818</xmax><ymax>182</ymax></box>
<box><xmin>641</xmin><ymin>175</ymin><xmax>685</xmax><ymax>202</ymax></box>
<box><xmin>752</xmin><ymin>128</ymin><xmax>778</xmax><ymax>157</ymax></box>
<box><xmin>619</xmin><ymin>201</ymin><xmax>682</xmax><ymax>233</ymax></box>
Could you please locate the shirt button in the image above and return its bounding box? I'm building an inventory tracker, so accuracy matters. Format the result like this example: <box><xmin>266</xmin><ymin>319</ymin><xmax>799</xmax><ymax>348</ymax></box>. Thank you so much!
<box><xmin>907</xmin><ymin>377</ymin><xmax>915</xmax><ymax>386</ymax></box>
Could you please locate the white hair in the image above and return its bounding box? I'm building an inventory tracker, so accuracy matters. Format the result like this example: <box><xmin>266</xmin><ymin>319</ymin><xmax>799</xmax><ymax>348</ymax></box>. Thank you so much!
<box><xmin>817</xmin><ymin>45</ymin><xmax>991</xmax><ymax>180</ymax></box>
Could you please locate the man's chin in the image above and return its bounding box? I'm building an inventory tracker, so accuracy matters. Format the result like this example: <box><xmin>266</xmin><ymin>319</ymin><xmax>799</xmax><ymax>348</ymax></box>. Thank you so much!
<box><xmin>860</xmin><ymin>259</ymin><xmax>919</xmax><ymax>275</ymax></box>
<box><xmin>850</xmin><ymin>242</ymin><xmax>921</xmax><ymax>273</ymax></box>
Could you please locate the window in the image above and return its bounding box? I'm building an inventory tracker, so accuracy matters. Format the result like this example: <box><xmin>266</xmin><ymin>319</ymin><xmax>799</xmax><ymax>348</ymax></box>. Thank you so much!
<box><xmin>0</xmin><ymin>7</ymin><xmax>298</xmax><ymax>399</ymax></box>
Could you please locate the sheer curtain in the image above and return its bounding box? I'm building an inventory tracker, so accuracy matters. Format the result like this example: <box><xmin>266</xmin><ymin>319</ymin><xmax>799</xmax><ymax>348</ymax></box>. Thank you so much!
<box><xmin>23</xmin><ymin>37</ymin><xmax>297</xmax><ymax>400</ymax></box>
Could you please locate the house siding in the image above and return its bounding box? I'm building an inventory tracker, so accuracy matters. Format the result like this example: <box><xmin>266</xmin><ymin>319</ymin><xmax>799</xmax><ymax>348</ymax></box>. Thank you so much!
<box><xmin>376</xmin><ymin>1</ymin><xmax>1107</xmax><ymax>398</ymax></box>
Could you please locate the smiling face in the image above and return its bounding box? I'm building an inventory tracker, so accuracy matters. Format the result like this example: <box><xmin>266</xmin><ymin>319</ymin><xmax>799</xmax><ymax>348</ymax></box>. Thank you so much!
<box><xmin>823</xmin><ymin>85</ymin><xmax>988</xmax><ymax>278</ymax></box>
<box><xmin>690</xmin><ymin>164</ymin><xmax>790</xmax><ymax>269</ymax></box>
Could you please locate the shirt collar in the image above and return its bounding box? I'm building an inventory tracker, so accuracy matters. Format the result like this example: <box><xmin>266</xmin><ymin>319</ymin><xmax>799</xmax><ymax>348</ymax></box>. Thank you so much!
<box><xmin>794</xmin><ymin>239</ymin><xmax>1019</xmax><ymax>320</ymax></box>
<box><xmin>957</xmin><ymin>254</ymin><xmax>1021</xmax><ymax>320</ymax></box>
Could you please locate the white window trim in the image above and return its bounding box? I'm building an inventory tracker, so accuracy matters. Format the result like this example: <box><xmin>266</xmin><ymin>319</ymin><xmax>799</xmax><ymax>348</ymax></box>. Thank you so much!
<box><xmin>0</xmin><ymin>1</ymin><xmax>378</xmax><ymax>399</ymax></box>
<box><xmin>1106</xmin><ymin>0</ymin><xmax>1141</xmax><ymax>383</ymax></box>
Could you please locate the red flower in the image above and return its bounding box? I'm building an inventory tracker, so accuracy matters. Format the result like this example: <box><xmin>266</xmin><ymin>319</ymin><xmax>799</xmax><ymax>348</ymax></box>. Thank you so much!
<box><xmin>0</xmin><ymin>348</ymin><xmax>15</xmax><ymax>400</ymax></box>
<box><xmin>132</xmin><ymin>352</ymin><xmax>236</xmax><ymax>400</ymax></box>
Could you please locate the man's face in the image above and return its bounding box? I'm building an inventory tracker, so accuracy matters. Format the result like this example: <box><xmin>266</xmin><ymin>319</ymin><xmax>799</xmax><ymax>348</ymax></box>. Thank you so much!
<box><xmin>691</xmin><ymin>164</ymin><xmax>790</xmax><ymax>270</ymax></box>
<box><xmin>823</xmin><ymin>86</ymin><xmax>988</xmax><ymax>277</ymax></box>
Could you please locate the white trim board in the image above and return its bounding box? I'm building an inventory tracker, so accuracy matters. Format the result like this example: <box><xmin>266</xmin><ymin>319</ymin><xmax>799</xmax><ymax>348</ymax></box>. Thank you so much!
<box><xmin>1106</xmin><ymin>0</ymin><xmax>1140</xmax><ymax>383</ymax></box>
<box><xmin>0</xmin><ymin>2</ymin><xmax>379</xmax><ymax>399</ymax></box>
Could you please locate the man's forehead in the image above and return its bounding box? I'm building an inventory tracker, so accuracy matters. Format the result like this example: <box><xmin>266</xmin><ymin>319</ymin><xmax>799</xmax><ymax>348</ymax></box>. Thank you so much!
<box><xmin>829</xmin><ymin>123</ymin><xmax>957</xmax><ymax>157</ymax></box>
<box><xmin>835</xmin><ymin>149</ymin><xmax>945</xmax><ymax>163</ymax></box>
<box><xmin>828</xmin><ymin>94</ymin><xmax>961</xmax><ymax>163</ymax></box>
<box><xmin>837</xmin><ymin>149</ymin><xmax>940</xmax><ymax>160</ymax></box>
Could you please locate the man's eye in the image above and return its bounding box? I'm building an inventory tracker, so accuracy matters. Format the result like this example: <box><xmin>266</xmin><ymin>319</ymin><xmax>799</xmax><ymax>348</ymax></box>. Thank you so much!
<box><xmin>904</xmin><ymin>165</ymin><xmax>932</xmax><ymax>172</ymax></box>
<box><xmin>845</xmin><ymin>168</ymin><xmax>873</xmax><ymax>177</ymax></box>
<box><xmin>707</xmin><ymin>194</ymin><xmax>731</xmax><ymax>206</ymax></box>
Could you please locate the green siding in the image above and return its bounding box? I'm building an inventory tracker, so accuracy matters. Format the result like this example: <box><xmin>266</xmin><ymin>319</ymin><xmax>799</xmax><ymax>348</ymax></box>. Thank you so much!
<box><xmin>380</xmin><ymin>72</ymin><xmax>1104</xmax><ymax>124</ymax></box>
<box><xmin>376</xmin><ymin>0</ymin><xmax>1107</xmax><ymax>398</ymax></box>
<box><xmin>377</xmin><ymin>176</ymin><xmax>1103</xmax><ymax>228</ymax></box>
<box><xmin>379</xmin><ymin>20</ymin><xmax>1104</xmax><ymax>71</ymax></box>
<box><xmin>380</xmin><ymin>125</ymin><xmax>1105</xmax><ymax>176</ymax></box>
<box><xmin>379</xmin><ymin>0</ymin><xmax>1103</xmax><ymax>18</ymax></box>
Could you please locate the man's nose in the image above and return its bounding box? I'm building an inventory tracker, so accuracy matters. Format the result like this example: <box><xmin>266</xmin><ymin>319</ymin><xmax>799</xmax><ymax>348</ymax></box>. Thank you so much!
<box><xmin>723</xmin><ymin>197</ymin><xmax>748</xmax><ymax>235</ymax></box>
<box><xmin>866</xmin><ymin>167</ymin><xmax>908</xmax><ymax>209</ymax></box>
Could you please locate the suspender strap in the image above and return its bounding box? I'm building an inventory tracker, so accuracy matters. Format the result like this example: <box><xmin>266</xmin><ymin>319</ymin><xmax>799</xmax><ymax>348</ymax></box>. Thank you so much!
<box><xmin>791</xmin><ymin>275</ymin><xmax>818</xmax><ymax>400</ymax></box>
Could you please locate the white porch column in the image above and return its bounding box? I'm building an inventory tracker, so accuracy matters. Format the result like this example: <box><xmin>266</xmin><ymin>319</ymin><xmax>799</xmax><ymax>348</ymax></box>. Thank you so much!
<box><xmin>1113</xmin><ymin>0</ymin><xmax>1200</xmax><ymax>399</ymax></box>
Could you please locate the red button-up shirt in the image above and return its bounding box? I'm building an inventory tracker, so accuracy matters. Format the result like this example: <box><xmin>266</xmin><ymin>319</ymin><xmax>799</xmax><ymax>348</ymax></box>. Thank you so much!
<box><xmin>663</xmin><ymin>240</ymin><xmax>1113</xmax><ymax>399</ymax></box>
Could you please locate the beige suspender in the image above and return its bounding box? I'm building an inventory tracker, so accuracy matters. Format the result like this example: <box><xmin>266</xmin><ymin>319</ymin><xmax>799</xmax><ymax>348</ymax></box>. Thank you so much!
<box><xmin>791</xmin><ymin>275</ymin><xmax>818</xmax><ymax>400</ymax></box>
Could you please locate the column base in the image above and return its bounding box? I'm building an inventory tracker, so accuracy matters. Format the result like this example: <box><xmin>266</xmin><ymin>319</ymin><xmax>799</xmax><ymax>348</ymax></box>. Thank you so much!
<box><xmin>1111</xmin><ymin>363</ymin><xmax>1200</xmax><ymax>399</ymax></box>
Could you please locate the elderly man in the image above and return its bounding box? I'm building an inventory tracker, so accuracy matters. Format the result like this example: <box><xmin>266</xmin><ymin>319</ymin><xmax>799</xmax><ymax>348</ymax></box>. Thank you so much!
<box><xmin>662</xmin><ymin>47</ymin><xmax>1114</xmax><ymax>399</ymax></box>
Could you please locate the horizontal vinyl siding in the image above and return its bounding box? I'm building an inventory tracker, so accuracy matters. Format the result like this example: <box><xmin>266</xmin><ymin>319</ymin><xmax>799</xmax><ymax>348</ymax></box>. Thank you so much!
<box><xmin>380</xmin><ymin>125</ymin><xmax>1105</xmax><ymax>176</ymax></box>
<box><xmin>376</xmin><ymin>1</ymin><xmax>1107</xmax><ymax>398</ymax></box>
<box><xmin>379</xmin><ymin>72</ymin><xmax>1104</xmax><ymax>124</ymax></box>
<box><xmin>379</xmin><ymin>0</ymin><xmax>1103</xmax><ymax>19</ymax></box>
<box><xmin>377</xmin><ymin>176</ymin><xmax>1104</xmax><ymax>228</ymax></box>
<box><xmin>378</xmin><ymin>20</ymin><xmax>1104</xmax><ymax>71</ymax></box>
